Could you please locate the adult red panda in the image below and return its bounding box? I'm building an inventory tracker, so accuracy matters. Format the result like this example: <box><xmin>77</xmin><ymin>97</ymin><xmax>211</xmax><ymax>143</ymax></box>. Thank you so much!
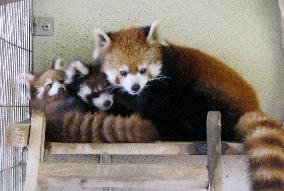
<box><xmin>17</xmin><ymin>60</ymin><xmax>158</xmax><ymax>143</ymax></box>
<box><xmin>93</xmin><ymin>20</ymin><xmax>284</xmax><ymax>189</ymax></box>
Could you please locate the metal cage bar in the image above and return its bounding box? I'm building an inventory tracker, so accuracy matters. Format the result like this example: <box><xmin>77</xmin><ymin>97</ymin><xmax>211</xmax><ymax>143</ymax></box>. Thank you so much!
<box><xmin>0</xmin><ymin>0</ymin><xmax>32</xmax><ymax>190</ymax></box>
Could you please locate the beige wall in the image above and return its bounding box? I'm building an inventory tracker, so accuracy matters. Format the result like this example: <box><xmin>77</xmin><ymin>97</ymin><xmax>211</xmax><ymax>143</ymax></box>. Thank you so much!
<box><xmin>33</xmin><ymin>0</ymin><xmax>284</xmax><ymax>121</ymax></box>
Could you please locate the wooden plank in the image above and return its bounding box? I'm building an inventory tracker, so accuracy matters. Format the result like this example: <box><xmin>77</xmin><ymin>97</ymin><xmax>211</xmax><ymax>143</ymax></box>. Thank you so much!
<box><xmin>99</xmin><ymin>155</ymin><xmax>112</xmax><ymax>163</ymax></box>
<box><xmin>45</xmin><ymin>142</ymin><xmax>243</xmax><ymax>155</ymax></box>
<box><xmin>39</xmin><ymin>162</ymin><xmax>208</xmax><ymax>189</ymax></box>
<box><xmin>207</xmin><ymin>111</ymin><xmax>222</xmax><ymax>191</ymax></box>
<box><xmin>6</xmin><ymin>122</ymin><xmax>30</xmax><ymax>147</ymax></box>
<box><xmin>24</xmin><ymin>111</ymin><xmax>46</xmax><ymax>191</ymax></box>
<box><xmin>99</xmin><ymin>155</ymin><xmax>112</xmax><ymax>191</ymax></box>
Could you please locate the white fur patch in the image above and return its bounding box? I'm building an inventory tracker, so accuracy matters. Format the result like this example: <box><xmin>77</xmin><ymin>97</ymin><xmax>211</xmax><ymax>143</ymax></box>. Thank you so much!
<box><xmin>93</xmin><ymin>49</ymin><xmax>99</xmax><ymax>59</ymax></box>
<box><xmin>249</xmin><ymin>148</ymin><xmax>284</xmax><ymax>159</ymax></box>
<box><xmin>147</xmin><ymin>19</ymin><xmax>160</xmax><ymax>41</ymax></box>
<box><xmin>254</xmin><ymin>168</ymin><xmax>281</xmax><ymax>179</ymax></box>
<box><xmin>149</xmin><ymin>63</ymin><xmax>162</xmax><ymax>77</ymax></box>
<box><xmin>118</xmin><ymin>65</ymin><xmax>129</xmax><ymax>72</ymax></box>
<box><xmin>65</xmin><ymin>60</ymin><xmax>89</xmax><ymax>84</ymax></box>
<box><xmin>248</xmin><ymin>127</ymin><xmax>271</xmax><ymax>139</ymax></box>
<box><xmin>36</xmin><ymin>86</ymin><xmax>45</xmax><ymax>99</ymax></box>
<box><xmin>48</xmin><ymin>81</ymin><xmax>65</xmax><ymax>96</ymax></box>
<box><xmin>138</xmin><ymin>63</ymin><xmax>147</xmax><ymax>71</ymax></box>
<box><xmin>97</xmin><ymin>85</ymin><xmax>103</xmax><ymax>91</ymax></box>
<box><xmin>120</xmin><ymin>73</ymin><xmax>148</xmax><ymax>95</ymax></box>
<box><xmin>54</xmin><ymin>59</ymin><xmax>64</xmax><ymax>70</ymax></box>
<box><xmin>78</xmin><ymin>84</ymin><xmax>92</xmax><ymax>102</ymax></box>
<box><xmin>44</xmin><ymin>79</ymin><xmax>52</xmax><ymax>86</ymax></box>
<box><xmin>92</xmin><ymin>93</ymin><xmax>113</xmax><ymax>111</ymax></box>
<box><xmin>93</xmin><ymin>28</ymin><xmax>111</xmax><ymax>56</ymax></box>
<box><xmin>105</xmin><ymin>68</ymin><xmax>118</xmax><ymax>84</ymax></box>
<box><xmin>16</xmin><ymin>73</ymin><xmax>35</xmax><ymax>99</ymax></box>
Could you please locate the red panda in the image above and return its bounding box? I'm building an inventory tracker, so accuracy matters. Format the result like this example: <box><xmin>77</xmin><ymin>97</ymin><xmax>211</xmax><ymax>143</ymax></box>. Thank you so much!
<box><xmin>93</xmin><ymin>20</ymin><xmax>259</xmax><ymax>140</ymax></box>
<box><xmin>93</xmin><ymin>21</ymin><xmax>284</xmax><ymax>189</ymax></box>
<box><xmin>72</xmin><ymin>61</ymin><xmax>134</xmax><ymax>116</ymax></box>
<box><xmin>17</xmin><ymin>59</ymin><xmax>158</xmax><ymax>142</ymax></box>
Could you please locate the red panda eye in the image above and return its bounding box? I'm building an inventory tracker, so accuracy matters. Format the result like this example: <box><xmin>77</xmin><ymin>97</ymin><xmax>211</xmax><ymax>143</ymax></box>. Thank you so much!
<box><xmin>120</xmin><ymin>71</ymin><xmax>128</xmax><ymax>77</ymax></box>
<box><xmin>46</xmin><ymin>83</ymin><xmax>52</xmax><ymax>89</ymax></box>
<box><xmin>140</xmin><ymin>69</ymin><xmax>147</xmax><ymax>74</ymax></box>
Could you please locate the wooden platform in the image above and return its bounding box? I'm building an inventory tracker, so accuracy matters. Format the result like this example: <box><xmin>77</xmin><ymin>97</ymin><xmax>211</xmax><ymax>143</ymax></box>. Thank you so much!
<box><xmin>5</xmin><ymin>111</ymin><xmax>241</xmax><ymax>191</ymax></box>
<box><xmin>39</xmin><ymin>163</ymin><xmax>208</xmax><ymax>189</ymax></box>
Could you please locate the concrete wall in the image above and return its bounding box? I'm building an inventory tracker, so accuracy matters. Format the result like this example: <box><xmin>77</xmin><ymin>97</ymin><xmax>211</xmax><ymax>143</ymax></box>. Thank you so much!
<box><xmin>33</xmin><ymin>0</ymin><xmax>284</xmax><ymax>122</ymax></box>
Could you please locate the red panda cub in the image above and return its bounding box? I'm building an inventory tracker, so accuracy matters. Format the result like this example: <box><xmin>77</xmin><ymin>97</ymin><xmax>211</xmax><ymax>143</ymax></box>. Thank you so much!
<box><xmin>72</xmin><ymin>60</ymin><xmax>134</xmax><ymax>116</ymax></box>
<box><xmin>17</xmin><ymin>60</ymin><xmax>158</xmax><ymax>143</ymax></box>
<box><xmin>93</xmin><ymin>21</ymin><xmax>284</xmax><ymax>189</ymax></box>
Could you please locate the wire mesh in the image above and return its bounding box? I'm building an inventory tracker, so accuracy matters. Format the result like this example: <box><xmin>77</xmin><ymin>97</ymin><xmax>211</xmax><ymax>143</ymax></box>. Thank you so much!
<box><xmin>0</xmin><ymin>0</ymin><xmax>32</xmax><ymax>190</ymax></box>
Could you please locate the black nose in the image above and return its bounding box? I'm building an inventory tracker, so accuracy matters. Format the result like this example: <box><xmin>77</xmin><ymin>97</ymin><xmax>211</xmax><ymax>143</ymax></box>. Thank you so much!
<box><xmin>131</xmin><ymin>83</ymin><xmax>140</xmax><ymax>92</ymax></box>
<box><xmin>103</xmin><ymin>100</ymin><xmax>112</xmax><ymax>107</ymax></box>
<box><xmin>58</xmin><ymin>87</ymin><xmax>65</xmax><ymax>93</ymax></box>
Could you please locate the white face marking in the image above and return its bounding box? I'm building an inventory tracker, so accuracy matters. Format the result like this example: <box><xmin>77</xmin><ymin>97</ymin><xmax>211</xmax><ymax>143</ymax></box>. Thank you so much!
<box><xmin>36</xmin><ymin>86</ymin><xmax>45</xmax><ymax>99</ymax></box>
<box><xmin>44</xmin><ymin>79</ymin><xmax>52</xmax><ymax>86</ymax></box>
<box><xmin>78</xmin><ymin>84</ymin><xmax>92</xmax><ymax>102</ymax></box>
<box><xmin>149</xmin><ymin>63</ymin><xmax>162</xmax><ymax>77</ymax></box>
<box><xmin>48</xmin><ymin>81</ymin><xmax>66</xmax><ymax>96</ymax></box>
<box><xmin>120</xmin><ymin>73</ymin><xmax>148</xmax><ymax>95</ymax></box>
<box><xmin>105</xmin><ymin>68</ymin><xmax>118</xmax><ymax>84</ymax></box>
<box><xmin>118</xmin><ymin>65</ymin><xmax>129</xmax><ymax>72</ymax></box>
<box><xmin>138</xmin><ymin>63</ymin><xmax>147</xmax><ymax>71</ymax></box>
<box><xmin>92</xmin><ymin>93</ymin><xmax>113</xmax><ymax>111</ymax></box>
<box><xmin>64</xmin><ymin>60</ymin><xmax>89</xmax><ymax>84</ymax></box>
<box><xmin>104</xmin><ymin>63</ymin><xmax>161</xmax><ymax>95</ymax></box>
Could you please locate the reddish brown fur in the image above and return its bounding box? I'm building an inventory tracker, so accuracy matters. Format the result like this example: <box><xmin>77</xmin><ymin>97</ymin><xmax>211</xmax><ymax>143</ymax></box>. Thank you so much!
<box><xmin>167</xmin><ymin>45</ymin><xmax>260</xmax><ymax>113</ymax></box>
<box><xmin>103</xmin><ymin>27</ymin><xmax>162</xmax><ymax>75</ymax></box>
<box><xmin>102</xmin><ymin>27</ymin><xmax>259</xmax><ymax>113</ymax></box>
<box><xmin>48</xmin><ymin>111</ymin><xmax>158</xmax><ymax>143</ymax></box>
<box><xmin>81</xmin><ymin>71</ymin><xmax>110</xmax><ymax>90</ymax></box>
<box><xmin>236</xmin><ymin>111</ymin><xmax>284</xmax><ymax>190</ymax></box>
<box><xmin>100</xmin><ymin>26</ymin><xmax>281</xmax><ymax>190</ymax></box>
<box><xmin>31</xmin><ymin>69</ymin><xmax>65</xmax><ymax>89</ymax></box>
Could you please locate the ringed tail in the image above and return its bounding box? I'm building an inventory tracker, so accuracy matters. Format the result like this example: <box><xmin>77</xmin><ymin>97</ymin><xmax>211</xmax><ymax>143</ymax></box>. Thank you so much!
<box><xmin>236</xmin><ymin>111</ymin><xmax>284</xmax><ymax>190</ymax></box>
<box><xmin>60</xmin><ymin>111</ymin><xmax>158</xmax><ymax>143</ymax></box>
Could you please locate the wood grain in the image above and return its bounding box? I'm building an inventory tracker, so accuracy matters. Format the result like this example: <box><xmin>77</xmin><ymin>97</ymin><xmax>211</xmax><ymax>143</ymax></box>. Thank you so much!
<box><xmin>39</xmin><ymin>162</ymin><xmax>208</xmax><ymax>189</ymax></box>
<box><xmin>207</xmin><ymin>111</ymin><xmax>222</xmax><ymax>191</ymax></box>
<box><xmin>24</xmin><ymin>111</ymin><xmax>46</xmax><ymax>191</ymax></box>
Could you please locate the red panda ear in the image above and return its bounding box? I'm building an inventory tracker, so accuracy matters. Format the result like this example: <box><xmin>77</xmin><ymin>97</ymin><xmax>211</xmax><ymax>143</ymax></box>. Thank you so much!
<box><xmin>146</xmin><ymin>20</ymin><xmax>160</xmax><ymax>42</ymax></box>
<box><xmin>17</xmin><ymin>73</ymin><xmax>35</xmax><ymax>84</ymax></box>
<box><xmin>51</xmin><ymin>59</ymin><xmax>64</xmax><ymax>71</ymax></box>
<box><xmin>93</xmin><ymin>29</ymin><xmax>111</xmax><ymax>58</ymax></box>
<box><xmin>16</xmin><ymin>73</ymin><xmax>35</xmax><ymax>99</ymax></box>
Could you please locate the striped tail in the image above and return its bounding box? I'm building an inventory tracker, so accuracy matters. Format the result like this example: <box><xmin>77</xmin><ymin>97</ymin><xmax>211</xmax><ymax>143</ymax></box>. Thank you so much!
<box><xmin>60</xmin><ymin>111</ymin><xmax>158</xmax><ymax>143</ymax></box>
<box><xmin>236</xmin><ymin>111</ymin><xmax>284</xmax><ymax>190</ymax></box>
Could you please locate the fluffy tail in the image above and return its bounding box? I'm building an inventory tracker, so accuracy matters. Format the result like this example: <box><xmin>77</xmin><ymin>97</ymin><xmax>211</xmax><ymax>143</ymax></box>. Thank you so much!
<box><xmin>53</xmin><ymin>111</ymin><xmax>158</xmax><ymax>143</ymax></box>
<box><xmin>236</xmin><ymin>111</ymin><xmax>284</xmax><ymax>190</ymax></box>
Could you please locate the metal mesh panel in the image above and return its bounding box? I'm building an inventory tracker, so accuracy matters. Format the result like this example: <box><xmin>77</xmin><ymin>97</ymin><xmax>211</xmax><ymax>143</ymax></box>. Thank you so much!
<box><xmin>0</xmin><ymin>0</ymin><xmax>32</xmax><ymax>190</ymax></box>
